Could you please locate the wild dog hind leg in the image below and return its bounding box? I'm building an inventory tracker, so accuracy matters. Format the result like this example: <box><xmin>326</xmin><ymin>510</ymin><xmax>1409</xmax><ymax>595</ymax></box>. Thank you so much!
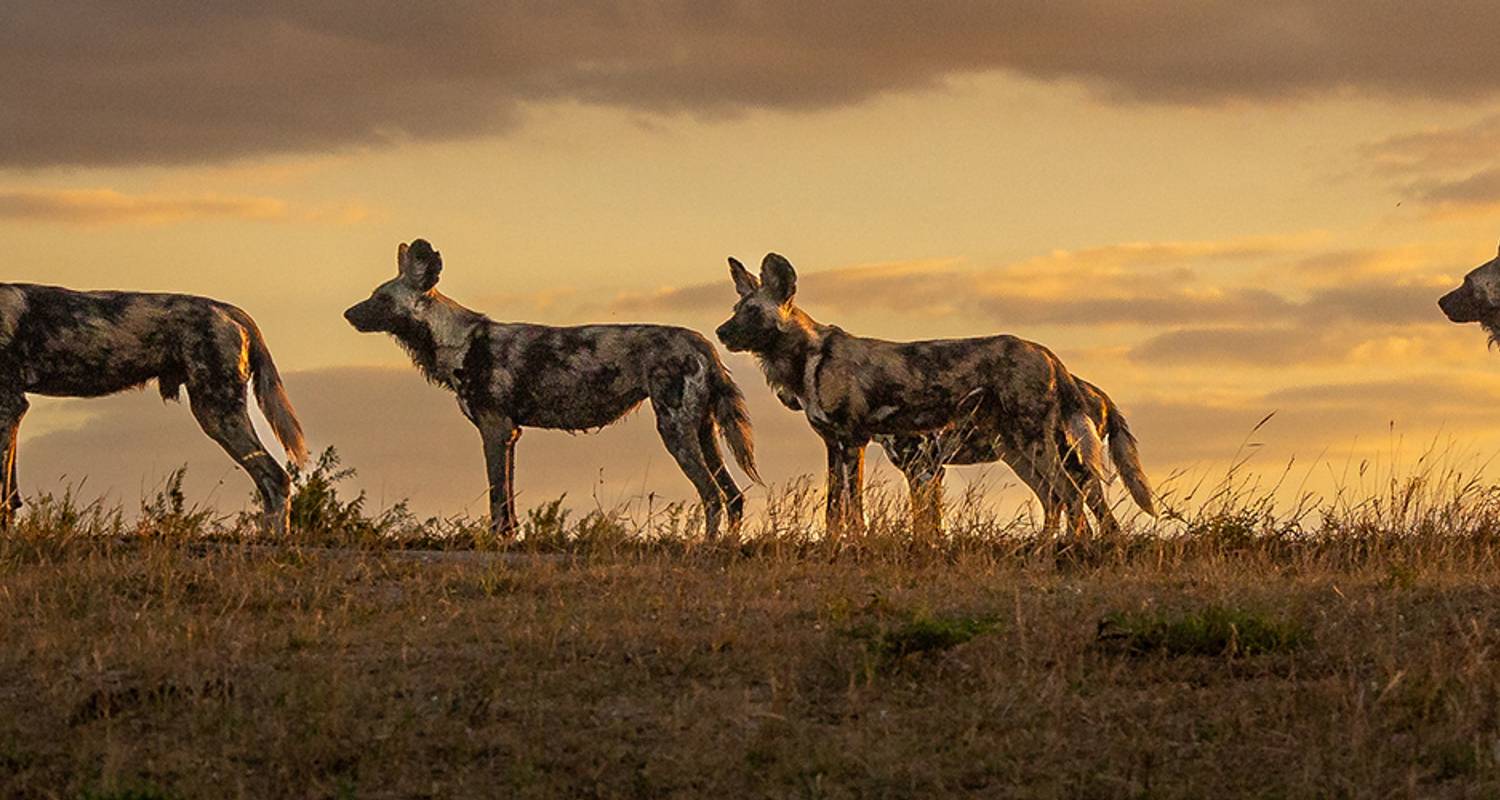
<box><xmin>654</xmin><ymin>412</ymin><xmax>727</xmax><ymax>538</ymax></box>
<box><xmin>190</xmin><ymin>397</ymin><xmax>292</xmax><ymax>535</ymax></box>
<box><xmin>698</xmin><ymin>417</ymin><xmax>745</xmax><ymax>534</ymax></box>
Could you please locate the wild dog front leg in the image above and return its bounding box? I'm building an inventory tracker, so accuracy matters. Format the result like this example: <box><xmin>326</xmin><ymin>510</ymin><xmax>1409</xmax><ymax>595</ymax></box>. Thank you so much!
<box><xmin>842</xmin><ymin>440</ymin><xmax>868</xmax><ymax>533</ymax></box>
<box><xmin>476</xmin><ymin>415</ymin><xmax>521</xmax><ymax>536</ymax></box>
<box><xmin>822</xmin><ymin>436</ymin><xmax>849</xmax><ymax>533</ymax></box>
<box><xmin>821</xmin><ymin>434</ymin><xmax>868</xmax><ymax>535</ymax></box>
<box><xmin>0</xmin><ymin>394</ymin><xmax>27</xmax><ymax>527</ymax></box>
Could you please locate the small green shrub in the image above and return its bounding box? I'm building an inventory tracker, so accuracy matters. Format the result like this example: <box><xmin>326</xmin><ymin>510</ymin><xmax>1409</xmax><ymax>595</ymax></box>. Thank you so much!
<box><xmin>288</xmin><ymin>446</ymin><xmax>372</xmax><ymax>536</ymax></box>
<box><xmin>138</xmin><ymin>467</ymin><xmax>215</xmax><ymax>536</ymax></box>
<box><xmin>1097</xmin><ymin>605</ymin><xmax>1308</xmax><ymax>657</ymax></box>
<box><xmin>847</xmin><ymin>613</ymin><xmax>1000</xmax><ymax>661</ymax></box>
<box><xmin>284</xmin><ymin>446</ymin><xmax>421</xmax><ymax>544</ymax></box>
<box><xmin>79</xmin><ymin>783</ymin><xmax>177</xmax><ymax>800</ymax></box>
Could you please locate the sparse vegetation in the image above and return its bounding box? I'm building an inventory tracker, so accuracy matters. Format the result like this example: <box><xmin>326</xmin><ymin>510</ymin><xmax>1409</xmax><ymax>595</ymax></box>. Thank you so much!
<box><xmin>1096</xmin><ymin>605</ymin><xmax>1308</xmax><ymax>657</ymax></box>
<box><xmin>7</xmin><ymin>445</ymin><xmax>1500</xmax><ymax>797</ymax></box>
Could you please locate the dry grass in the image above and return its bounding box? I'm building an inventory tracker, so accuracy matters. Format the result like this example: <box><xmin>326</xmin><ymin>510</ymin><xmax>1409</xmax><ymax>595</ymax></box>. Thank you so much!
<box><xmin>8</xmin><ymin>445</ymin><xmax>1500</xmax><ymax>798</ymax></box>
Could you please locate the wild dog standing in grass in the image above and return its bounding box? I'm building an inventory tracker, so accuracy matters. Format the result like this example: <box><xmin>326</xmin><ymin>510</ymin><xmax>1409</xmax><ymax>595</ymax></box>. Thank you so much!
<box><xmin>875</xmin><ymin>376</ymin><xmax>1156</xmax><ymax>533</ymax></box>
<box><xmin>344</xmin><ymin>240</ymin><xmax>760</xmax><ymax>537</ymax></box>
<box><xmin>716</xmin><ymin>253</ymin><xmax>1106</xmax><ymax>537</ymax></box>
<box><xmin>0</xmin><ymin>284</ymin><xmax>307</xmax><ymax>532</ymax></box>
<box><xmin>1439</xmin><ymin>243</ymin><xmax>1500</xmax><ymax>341</ymax></box>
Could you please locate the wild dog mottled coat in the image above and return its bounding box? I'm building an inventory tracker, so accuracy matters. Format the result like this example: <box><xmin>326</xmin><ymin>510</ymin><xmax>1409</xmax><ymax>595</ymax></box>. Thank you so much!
<box><xmin>0</xmin><ymin>283</ymin><xmax>307</xmax><ymax>531</ymax></box>
<box><xmin>716</xmin><ymin>253</ymin><xmax>1107</xmax><ymax>535</ymax></box>
<box><xmin>345</xmin><ymin>239</ymin><xmax>759</xmax><ymax>537</ymax></box>
<box><xmin>876</xmin><ymin>376</ymin><xmax>1155</xmax><ymax>532</ymax></box>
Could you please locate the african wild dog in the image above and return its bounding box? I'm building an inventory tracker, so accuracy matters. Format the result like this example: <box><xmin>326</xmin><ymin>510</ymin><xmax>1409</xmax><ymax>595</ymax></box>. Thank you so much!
<box><xmin>1439</xmin><ymin>242</ymin><xmax>1500</xmax><ymax>341</ymax></box>
<box><xmin>344</xmin><ymin>239</ymin><xmax>760</xmax><ymax>537</ymax></box>
<box><xmin>875</xmin><ymin>376</ymin><xmax>1156</xmax><ymax>532</ymax></box>
<box><xmin>0</xmin><ymin>284</ymin><xmax>308</xmax><ymax>532</ymax></box>
<box><xmin>716</xmin><ymin>252</ymin><xmax>1107</xmax><ymax>536</ymax></box>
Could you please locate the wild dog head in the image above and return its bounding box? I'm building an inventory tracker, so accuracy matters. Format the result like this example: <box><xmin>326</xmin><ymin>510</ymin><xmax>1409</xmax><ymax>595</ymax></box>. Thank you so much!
<box><xmin>715</xmin><ymin>253</ymin><xmax>803</xmax><ymax>354</ymax></box>
<box><xmin>344</xmin><ymin>239</ymin><xmax>444</xmax><ymax>333</ymax></box>
<box><xmin>1439</xmin><ymin>242</ymin><xmax>1500</xmax><ymax>342</ymax></box>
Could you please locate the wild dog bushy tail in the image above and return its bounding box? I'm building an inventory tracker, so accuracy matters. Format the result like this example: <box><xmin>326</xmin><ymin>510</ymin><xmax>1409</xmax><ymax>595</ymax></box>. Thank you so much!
<box><xmin>1058</xmin><ymin>373</ymin><xmax>1107</xmax><ymax>482</ymax></box>
<box><xmin>227</xmin><ymin>307</ymin><xmax>308</xmax><ymax>467</ymax></box>
<box><xmin>705</xmin><ymin>351</ymin><xmax>762</xmax><ymax>485</ymax></box>
<box><xmin>1099</xmin><ymin>391</ymin><xmax>1155</xmax><ymax>516</ymax></box>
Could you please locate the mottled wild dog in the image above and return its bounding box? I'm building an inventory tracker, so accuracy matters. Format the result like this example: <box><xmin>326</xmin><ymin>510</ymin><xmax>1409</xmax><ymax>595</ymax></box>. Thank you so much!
<box><xmin>716</xmin><ymin>253</ymin><xmax>1105</xmax><ymax>535</ymax></box>
<box><xmin>875</xmin><ymin>376</ymin><xmax>1156</xmax><ymax>532</ymax></box>
<box><xmin>344</xmin><ymin>239</ymin><xmax>759</xmax><ymax>537</ymax></box>
<box><xmin>0</xmin><ymin>284</ymin><xmax>308</xmax><ymax>532</ymax></box>
<box><xmin>1439</xmin><ymin>242</ymin><xmax>1500</xmax><ymax>343</ymax></box>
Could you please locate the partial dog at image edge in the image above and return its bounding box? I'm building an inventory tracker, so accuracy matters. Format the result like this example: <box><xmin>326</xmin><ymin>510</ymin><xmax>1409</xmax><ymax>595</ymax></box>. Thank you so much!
<box><xmin>716</xmin><ymin>252</ymin><xmax>1132</xmax><ymax>538</ymax></box>
<box><xmin>875</xmin><ymin>375</ymin><xmax>1156</xmax><ymax>533</ymax></box>
<box><xmin>1439</xmin><ymin>242</ymin><xmax>1500</xmax><ymax>342</ymax></box>
<box><xmin>344</xmin><ymin>239</ymin><xmax>760</xmax><ymax>538</ymax></box>
<box><xmin>0</xmin><ymin>283</ymin><xmax>307</xmax><ymax>533</ymax></box>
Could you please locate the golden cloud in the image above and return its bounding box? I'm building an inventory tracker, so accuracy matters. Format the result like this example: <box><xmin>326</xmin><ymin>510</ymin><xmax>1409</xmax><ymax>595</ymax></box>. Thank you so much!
<box><xmin>0</xmin><ymin>188</ymin><xmax>376</xmax><ymax>227</ymax></box>
<box><xmin>0</xmin><ymin>188</ymin><xmax>287</xmax><ymax>225</ymax></box>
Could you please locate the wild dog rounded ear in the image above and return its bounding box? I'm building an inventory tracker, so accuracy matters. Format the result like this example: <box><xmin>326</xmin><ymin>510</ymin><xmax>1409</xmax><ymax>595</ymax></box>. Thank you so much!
<box><xmin>728</xmin><ymin>257</ymin><xmax>760</xmax><ymax>297</ymax></box>
<box><xmin>760</xmin><ymin>253</ymin><xmax>797</xmax><ymax>304</ymax></box>
<box><xmin>400</xmin><ymin>238</ymin><xmax>444</xmax><ymax>291</ymax></box>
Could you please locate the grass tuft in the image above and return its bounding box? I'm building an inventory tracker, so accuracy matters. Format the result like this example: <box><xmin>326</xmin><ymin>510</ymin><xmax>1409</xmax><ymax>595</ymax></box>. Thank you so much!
<box><xmin>844</xmin><ymin>605</ymin><xmax>1000</xmax><ymax>666</ymax></box>
<box><xmin>1096</xmin><ymin>605</ymin><xmax>1309</xmax><ymax>657</ymax></box>
<box><xmin>79</xmin><ymin>784</ymin><xmax>177</xmax><ymax>800</ymax></box>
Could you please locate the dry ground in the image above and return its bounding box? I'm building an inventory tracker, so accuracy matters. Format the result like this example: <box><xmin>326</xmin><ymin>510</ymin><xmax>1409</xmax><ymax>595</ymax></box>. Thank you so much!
<box><xmin>7</xmin><ymin>455</ymin><xmax>1500</xmax><ymax>798</ymax></box>
<box><xmin>6</xmin><ymin>532</ymin><xmax>1500</xmax><ymax>799</ymax></box>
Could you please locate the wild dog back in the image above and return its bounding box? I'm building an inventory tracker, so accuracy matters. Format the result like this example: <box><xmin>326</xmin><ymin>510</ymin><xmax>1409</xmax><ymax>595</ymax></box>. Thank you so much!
<box><xmin>0</xmin><ymin>283</ymin><xmax>252</xmax><ymax>399</ymax></box>
<box><xmin>464</xmin><ymin>323</ymin><xmax>727</xmax><ymax>431</ymax></box>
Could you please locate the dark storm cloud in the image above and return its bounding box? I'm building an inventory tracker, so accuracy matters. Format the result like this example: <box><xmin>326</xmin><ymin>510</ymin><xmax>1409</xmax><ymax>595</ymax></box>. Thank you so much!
<box><xmin>10</xmin><ymin>1</ymin><xmax>1500</xmax><ymax>167</ymax></box>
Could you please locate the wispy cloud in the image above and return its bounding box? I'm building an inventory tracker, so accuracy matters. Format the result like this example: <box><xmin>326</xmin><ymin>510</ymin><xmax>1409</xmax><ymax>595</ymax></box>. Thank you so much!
<box><xmin>0</xmin><ymin>188</ymin><xmax>371</xmax><ymax>226</ymax></box>
<box><xmin>1361</xmin><ymin>115</ymin><xmax>1500</xmax><ymax>218</ymax></box>
<box><xmin>1364</xmin><ymin>115</ymin><xmax>1500</xmax><ymax>176</ymax></box>
<box><xmin>0</xmin><ymin>188</ymin><xmax>284</xmax><ymax>225</ymax></box>
<box><xmin>1407</xmin><ymin>168</ymin><xmax>1500</xmax><ymax>220</ymax></box>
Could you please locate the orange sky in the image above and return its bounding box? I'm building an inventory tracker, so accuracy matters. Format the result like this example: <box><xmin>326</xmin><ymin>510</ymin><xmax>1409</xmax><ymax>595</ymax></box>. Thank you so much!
<box><xmin>7</xmin><ymin>3</ymin><xmax>1500</xmax><ymax>522</ymax></box>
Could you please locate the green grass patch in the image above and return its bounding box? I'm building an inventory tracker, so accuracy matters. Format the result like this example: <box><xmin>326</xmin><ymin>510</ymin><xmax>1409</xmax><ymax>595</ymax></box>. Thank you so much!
<box><xmin>79</xmin><ymin>784</ymin><xmax>177</xmax><ymax>800</ymax></box>
<box><xmin>1097</xmin><ymin>605</ymin><xmax>1308</xmax><ymax>657</ymax></box>
<box><xmin>847</xmin><ymin>613</ymin><xmax>1000</xmax><ymax>661</ymax></box>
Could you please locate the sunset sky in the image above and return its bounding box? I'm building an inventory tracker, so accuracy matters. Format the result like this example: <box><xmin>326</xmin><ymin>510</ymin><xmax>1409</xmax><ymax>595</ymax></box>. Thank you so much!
<box><xmin>8</xmin><ymin>2</ymin><xmax>1500</xmax><ymax>521</ymax></box>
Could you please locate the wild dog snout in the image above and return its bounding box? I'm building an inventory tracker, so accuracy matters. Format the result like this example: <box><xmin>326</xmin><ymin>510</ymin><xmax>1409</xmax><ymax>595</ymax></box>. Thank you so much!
<box><xmin>1439</xmin><ymin>285</ymin><xmax>1481</xmax><ymax>323</ymax></box>
<box><xmin>344</xmin><ymin>301</ymin><xmax>381</xmax><ymax>332</ymax></box>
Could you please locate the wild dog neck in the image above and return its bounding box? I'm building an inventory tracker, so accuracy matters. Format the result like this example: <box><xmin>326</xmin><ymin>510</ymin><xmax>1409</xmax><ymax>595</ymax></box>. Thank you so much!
<box><xmin>391</xmin><ymin>292</ymin><xmax>487</xmax><ymax>388</ymax></box>
<box><xmin>754</xmin><ymin>307</ymin><xmax>829</xmax><ymax>408</ymax></box>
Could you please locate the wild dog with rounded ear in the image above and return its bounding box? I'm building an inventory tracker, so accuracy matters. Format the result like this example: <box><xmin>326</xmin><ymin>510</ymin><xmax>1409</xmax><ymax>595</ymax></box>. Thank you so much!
<box><xmin>345</xmin><ymin>239</ymin><xmax>760</xmax><ymax>538</ymax></box>
<box><xmin>716</xmin><ymin>252</ymin><xmax>1145</xmax><ymax>538</ymax></box>
<box><xmin>0</xmin><ymin>282</ymin><xmax>306</xmax><ymax>533</ymax></box>
<box><xmin>1439</xmin><ymin>242</ymin><xmax>1500</xmax><ymax>345</ymax></box>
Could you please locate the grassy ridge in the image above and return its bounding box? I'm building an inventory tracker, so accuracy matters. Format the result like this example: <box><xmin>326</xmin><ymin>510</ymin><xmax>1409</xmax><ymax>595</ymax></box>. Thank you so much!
<box><xmin>6</xmin><ymin>449</ymin><xmax>1500</xmax><ymax>797</ymax></box>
